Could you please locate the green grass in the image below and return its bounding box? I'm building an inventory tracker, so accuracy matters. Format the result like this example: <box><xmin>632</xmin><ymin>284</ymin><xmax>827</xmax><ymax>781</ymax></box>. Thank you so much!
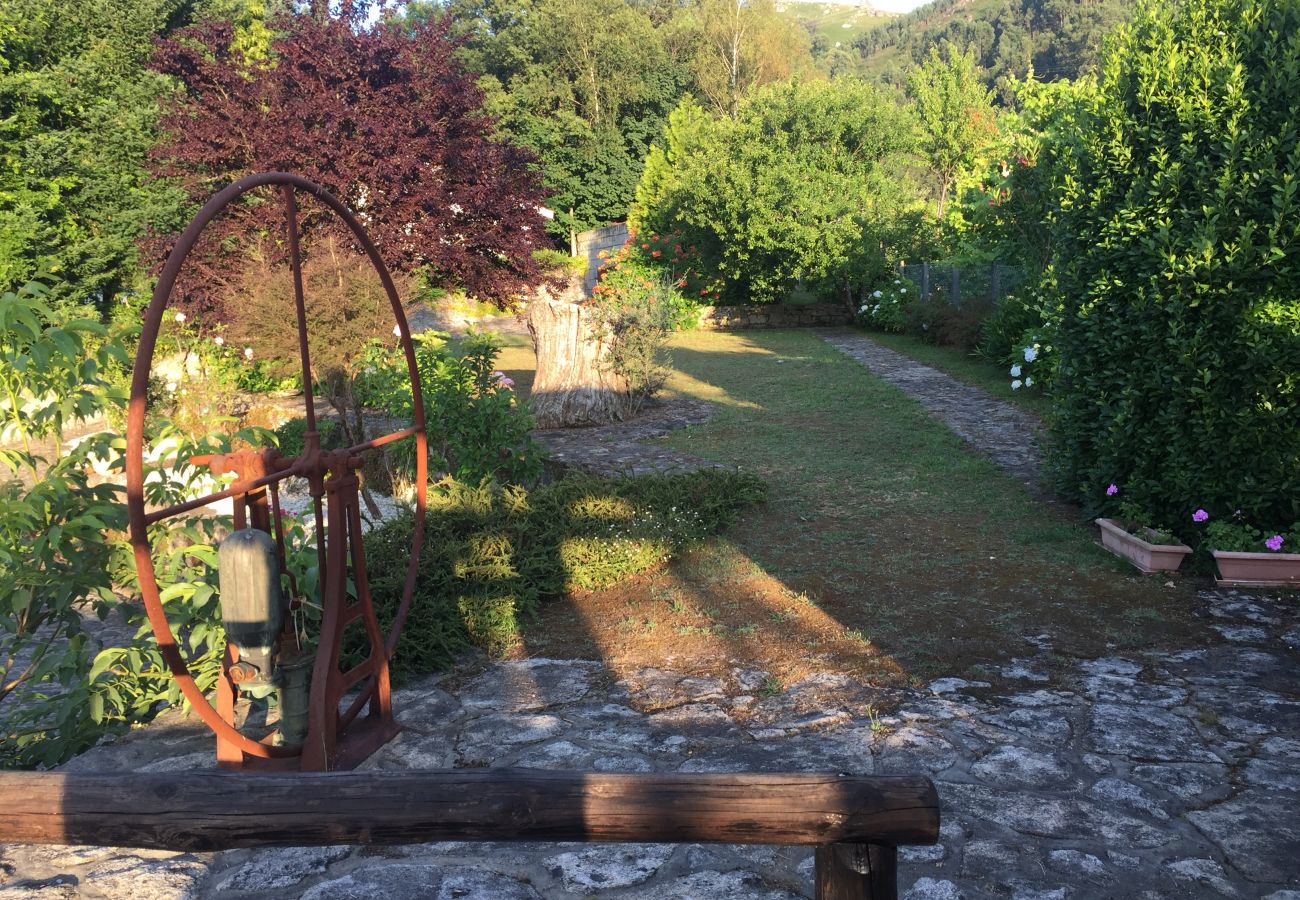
<box><xmin>854</xmin><ymin>329</ymin><xmax>1053</xmax><ymax>417</ymax></box>
<box><xmin>654</xmin><ymin>329</ymin><xmax>1200</xmax><ymax>677</ymax></box>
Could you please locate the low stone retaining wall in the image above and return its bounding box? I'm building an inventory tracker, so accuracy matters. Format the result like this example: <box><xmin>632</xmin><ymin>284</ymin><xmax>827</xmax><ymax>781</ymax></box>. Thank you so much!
<box><xmin>696</xmin><ymin>303</ymin><xmax>852</xmax><ymax>330</ymax></box>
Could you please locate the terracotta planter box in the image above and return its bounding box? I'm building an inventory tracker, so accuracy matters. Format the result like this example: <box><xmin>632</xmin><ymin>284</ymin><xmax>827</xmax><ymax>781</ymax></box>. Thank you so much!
<box><xmin>1095</xmin><ymin>518</ymin><xmax>1192</xmax><ymax>574</ymax></box>
<box><xmin>1211</xmin><ymin>550</ymin><xmax>1300</xmax><ymax>588</ymax></box>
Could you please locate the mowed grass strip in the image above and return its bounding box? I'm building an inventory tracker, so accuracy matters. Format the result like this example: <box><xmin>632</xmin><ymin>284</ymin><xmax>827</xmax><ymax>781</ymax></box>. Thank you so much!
<box><xmin>490</xmin><ymin>328</ymin><xmax>1201</xmax><ymax>685</ymax></box>
<box><xmin>655</xmin><ymin>329</ymin><xmax>1200</xmax><ymax>680</ymax></box>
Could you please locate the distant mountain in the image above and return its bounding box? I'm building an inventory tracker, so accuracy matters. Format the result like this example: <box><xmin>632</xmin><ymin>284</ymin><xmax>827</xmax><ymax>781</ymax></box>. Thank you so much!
<box><xmin>846</xmin><ymin>0</ymin><xmax>1128</xmax><ymax>98</ymax></box>
<box><xmin>776</xmin><ymin>1</ymin><xmax>899</xmax><ymax>68</ymax></box>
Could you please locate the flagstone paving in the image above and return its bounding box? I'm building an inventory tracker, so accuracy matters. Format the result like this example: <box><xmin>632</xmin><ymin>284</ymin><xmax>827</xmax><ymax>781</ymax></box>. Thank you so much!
<box><xmin>2</xmin><ymin>588</ymin><xmax>1297</xmax><ymax>898</ymax></box>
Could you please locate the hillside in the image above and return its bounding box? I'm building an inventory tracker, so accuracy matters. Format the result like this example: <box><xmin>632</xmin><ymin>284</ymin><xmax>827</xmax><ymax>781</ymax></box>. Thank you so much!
<box><xmin>776</xmin><ymin>1</ymin><xmax>899</xmax><ymax>72</ymax></box>
<box><xmin>847</xmin><ymin>0</ymin><xmax>1129</xmax><ymax>97</ymax></box>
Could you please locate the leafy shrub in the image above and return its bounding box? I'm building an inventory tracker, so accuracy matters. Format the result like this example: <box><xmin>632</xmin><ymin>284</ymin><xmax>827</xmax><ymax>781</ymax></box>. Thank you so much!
<box><xmin>588</xmin><ymin>247</ymin><xmax>695</xmax><ymax>415</ymax></box>
<box><xmin>1046</xmin><ymin>0</ymin><xmax>1300</xmax><ymax>532</ymax></box>
<box><xmin>855</xmin><ymin>277</ymin><xmax>915</xmax><ymax>333</ymax></box>
<box><xmin>899</xmin><ymin>293</ymin><xmax>990</xmax><ymax>350</ymax></box>
<box><xmin>0</xmin><ymin>283</ymin><xmax>252</xmax><ymax>767</ymax></box>
<box><xmin>636</xmin><ymin>80</ymin><xmax>921</xmax><ymax>304</ymax></box>
<box><xmin>616</xmin><ymin>228</ymin><xmax>723</xmax><ymax>308</ymax></box>
<box><xmin>977</xmin><ymin>291</ymin><xmax>1040</xmax><ymax>363</ymax></box>
<box><xmin>353</xmin><ymin>331</ymin><xmax>541</xmax><ymax>486</ymax></box>
<box><xmin>274</xmin><ymin>416</ymin><xmax>345</xmax><ymax>458</ymax></box>
<box><xmin>362</xmin><ymin>470</ymin><xmax>767</xmax><ymax>681</ymax></box>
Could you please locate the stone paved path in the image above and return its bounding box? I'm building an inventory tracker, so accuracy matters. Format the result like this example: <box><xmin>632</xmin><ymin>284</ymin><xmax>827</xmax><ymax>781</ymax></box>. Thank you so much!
<box><xmin>814</xmin><ymin>329</ymin><xmax>1044</xmax><ymax>490</ymax></box>
<box><xmin>3</xmin><ymin>588</ymin><xmax>1298</xmax><ymax>899</ymax></box>
<box><xmin>532</xmin><ymin>397</ymin><xmax>724</xmax><ymax>477</ymax></box>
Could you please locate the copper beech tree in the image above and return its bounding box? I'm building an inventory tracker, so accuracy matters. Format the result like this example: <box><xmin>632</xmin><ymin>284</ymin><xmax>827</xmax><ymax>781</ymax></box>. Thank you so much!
<box><xmin>147</xmin><ymin>7</ymin><xmax>632</xmax><ymax>428</ymax></box>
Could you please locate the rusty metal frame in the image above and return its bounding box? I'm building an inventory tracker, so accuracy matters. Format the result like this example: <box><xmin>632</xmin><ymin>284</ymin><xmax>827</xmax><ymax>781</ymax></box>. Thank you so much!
<box><xmin>125</xmin><ymin>172</ymin><xmax>428</xmax><ymax>770</ymax></box>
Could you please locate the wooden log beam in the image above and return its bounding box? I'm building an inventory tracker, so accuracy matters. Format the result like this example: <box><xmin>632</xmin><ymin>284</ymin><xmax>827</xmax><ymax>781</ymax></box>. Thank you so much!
<box><xmin>0</xmin><ymin>770</ymin><xmax>938</xmax><ymax>853</ymax></box>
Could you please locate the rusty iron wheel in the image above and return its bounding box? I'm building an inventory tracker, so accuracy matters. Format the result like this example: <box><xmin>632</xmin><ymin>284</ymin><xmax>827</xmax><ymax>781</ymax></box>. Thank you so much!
<box><xmin>125</xmin><ymin>172</ymin><xmax>428</xmax><ymax>760</ymax></box>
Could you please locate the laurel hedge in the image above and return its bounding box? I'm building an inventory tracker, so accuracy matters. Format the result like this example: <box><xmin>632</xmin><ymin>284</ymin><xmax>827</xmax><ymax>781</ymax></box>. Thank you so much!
<box><xmin>1048</xmin><ymin>0</ymin><xmax>1300</xmax><ymax>536</ymax></box>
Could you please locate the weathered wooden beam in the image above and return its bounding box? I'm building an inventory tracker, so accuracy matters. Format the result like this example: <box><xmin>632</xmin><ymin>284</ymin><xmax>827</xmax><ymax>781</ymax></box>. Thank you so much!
<box><xmin>0</xmin><ymin>770</ymin><xmax>938</xmax><ymax>853</ymax></box>
<box><xmin>815</xmin><ymin>842</ymin><xmax>898</xmax><ymax>900</ymax></box>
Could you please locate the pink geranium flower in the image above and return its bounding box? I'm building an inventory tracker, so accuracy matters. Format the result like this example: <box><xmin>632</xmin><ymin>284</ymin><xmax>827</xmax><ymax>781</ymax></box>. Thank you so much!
<box><xmin>1265</xmin><ymin>534</ymin><xmax>1284</xmax><ymax>552</ymax></box>
<box><xmin>1192</xmin><ymin>509</ymin><xmax>1209</xmax><ymax>523</ymax></box>
<box><xmin>1106</xmin><ymin>484</ymin><xmax>1118</xmax><ymax>496</ymax></box>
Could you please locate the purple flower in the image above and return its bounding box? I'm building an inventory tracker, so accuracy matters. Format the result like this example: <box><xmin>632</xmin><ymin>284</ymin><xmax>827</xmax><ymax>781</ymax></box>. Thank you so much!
<box><xmin>1192</xmin><ymin>509</ymin><xmax>1209</xmax><ymax>523</ymax></box>
<box><xmin>1106</xmin><ymin>484</ymin><xmax>1118</xmax><ymax>496</ymax></box>
<box><xmin>1265</xmin><ymin>534</ymin><xmax>1284</xmax><ymax>552</ymax></box>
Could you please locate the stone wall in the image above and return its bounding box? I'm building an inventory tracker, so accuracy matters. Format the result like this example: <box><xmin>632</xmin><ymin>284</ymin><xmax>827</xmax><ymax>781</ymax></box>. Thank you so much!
<box><xmin>695</xmin><ymin>303</ymin><xmax>852</xmax><ymax>330</ymax></box>
<box><xmin>573</xmin><ymin>223</ymin><xmax>629</xmax><ymax>294</ymax></box>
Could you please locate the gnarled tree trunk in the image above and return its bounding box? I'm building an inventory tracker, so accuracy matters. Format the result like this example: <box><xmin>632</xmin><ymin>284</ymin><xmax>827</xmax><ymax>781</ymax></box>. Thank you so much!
<box><xmin>527</xmin><ymin>279</ymin><xmax>631</xmax><ymax>428</ymax></box>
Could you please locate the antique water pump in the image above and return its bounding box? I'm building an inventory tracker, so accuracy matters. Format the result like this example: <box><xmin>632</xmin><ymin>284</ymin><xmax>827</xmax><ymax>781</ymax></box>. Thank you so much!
<box><xmin>125</xmin><ymin>172</ymin><xmax>428</xmax><ymax>771</ymax></box>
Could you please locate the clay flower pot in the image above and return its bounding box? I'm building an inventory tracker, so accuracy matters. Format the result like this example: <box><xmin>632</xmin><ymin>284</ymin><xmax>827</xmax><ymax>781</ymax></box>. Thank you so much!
<box><xmin>1095</xmin><ymin>518</ymin><xmax>1192</xmax><ymax>574</ymax></box>
<box><xmin>1211</xmin><ymin>550</ymin><xmax>1300</xmax><ymax>588</ymax></box>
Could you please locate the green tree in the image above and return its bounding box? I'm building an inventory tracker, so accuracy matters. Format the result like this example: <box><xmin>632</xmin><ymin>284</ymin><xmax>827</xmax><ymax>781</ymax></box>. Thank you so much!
<box><xmin>640</xmin><ymin>79</ymin><xmax>919</xmax><ymax>304</ymax></box>
<box><xmin>442</xmin><ymin>0</ymin><xmax>686</xmax><ymax>234</ymax></box>
<box><xmin>630</xmin><ymin>94</ymin><xmax>711</xmax><ymax>230</ymax></box>
<box><xmin>673</xmin><ymin>0</ymin><xmax>813</xmax><ymax>117</ymax></box>
<box><xmin>908</xmin><ymin>45</ymin><xmax>999</xmax><ymax>218</ymax></box>
<box><xmin>0</xmin><ymin>0</ymin><xmax>205</xmax><ymax>313</ymax></box>
<box><xmin>1047</xmin><ymin>0</ymin><xmax>1300</xmax><ymax>532</ymax></box>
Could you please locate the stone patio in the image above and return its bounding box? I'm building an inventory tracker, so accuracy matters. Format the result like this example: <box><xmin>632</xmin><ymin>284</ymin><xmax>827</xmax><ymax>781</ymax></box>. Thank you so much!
<box><xmin>2</xmin><ymin>588</ymin><xmax>1297</xmax><ymax>899</ymax></box>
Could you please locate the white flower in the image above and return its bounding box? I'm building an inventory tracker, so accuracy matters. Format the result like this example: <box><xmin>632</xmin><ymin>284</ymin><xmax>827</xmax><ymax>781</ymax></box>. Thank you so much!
<box><xmin>893</xmin><ymin>279</ymin><xmax>901</xmax><ymax>284</ymax></box>
<box><xmin>1025</xmin><ymin>376</ymin><xmax>1035</xmax><ymax>387</ymax></box>
<box><xmin>872</xmin><ymin>290</ymin><xmax>883</xmax><ymax>298</ymax></box>
<box><xmin>1023</xmin><ymin>346</ymin><xmax>1038</xmax><ymax>363</ymax></box>
<box><xmin>244</xmin><ymin>347</ymin><xmax>254</xmax><ymax>359</ymax></box>
<box><xmin>174</xmin><ymin>311</ymin><xmax>186</xmax><ymax>324</ymax></box>
<box><xmin>449</xmin><ymin>202</ymin><xmax>464</xmax><ymax>215</ymax></box>
<box><xmin>858</xmin><ymin>305</ymin><xmax>868</xmax><ymax>314</ymax></box>
<box><xmin>166</xmin><ymin>381</ymin><xmax>178</xmax><ymax>393</ymax></box>
<box><xmin>213</xmin><ymin>336</ymin><xmax>224</xmax><ymax>346</ymax></box>
<box><xmin>1011</xmin><ymin>379</ymin><xmax>1023</xmax><ymax>390</ymax></box>
<box><xmin>392</xmin><ymin>325</ymin><xmax>402</xmax><ymax>338</ymax></box>
<box><xmin>1010</xmin><ymin>364</ymin><xmax>1022</xmax><ymax>377</ymax></box>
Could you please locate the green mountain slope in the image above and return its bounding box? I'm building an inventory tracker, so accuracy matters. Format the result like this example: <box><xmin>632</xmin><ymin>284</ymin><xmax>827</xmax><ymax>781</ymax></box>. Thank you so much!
<box><xmin>777</xmin><ymin>2</ymin><xmax>898</xmax><ymax>52</ymax></box>
<box><xmin>848</xmin><ymin>0</ymin><xmax>1129</xmax><ymax>96</ymax></box>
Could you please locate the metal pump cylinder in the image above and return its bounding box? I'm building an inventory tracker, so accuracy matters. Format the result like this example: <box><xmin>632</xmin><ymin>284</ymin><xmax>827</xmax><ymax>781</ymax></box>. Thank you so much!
<box><xmin>217</xmin><ymin>528</ymin><xmax>286</xmax><ymax>693</ymax></box>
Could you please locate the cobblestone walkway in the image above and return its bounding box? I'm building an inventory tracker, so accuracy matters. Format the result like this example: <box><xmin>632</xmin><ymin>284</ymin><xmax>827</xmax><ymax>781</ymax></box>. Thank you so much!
<box><xmin>532</xmin><ymin>397</ymin><xmax>724</xmax><ymax>477</ymax></box>
<box><xmin>3</xmin><ymin>589</ymin><xmax>1297</xmax><ymax>899</ymax></box>
<box><xmin>814</xmin><ymin>329</ymin><xmax>1044</xmax><ymax>490</ymax></box>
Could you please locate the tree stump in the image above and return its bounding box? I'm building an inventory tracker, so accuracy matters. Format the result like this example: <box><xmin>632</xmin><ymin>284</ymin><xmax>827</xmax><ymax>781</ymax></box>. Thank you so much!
<box><xmin>527</xmin><ymin>280</ymin><xmax>631</xmax><ymax>428</ymax></box>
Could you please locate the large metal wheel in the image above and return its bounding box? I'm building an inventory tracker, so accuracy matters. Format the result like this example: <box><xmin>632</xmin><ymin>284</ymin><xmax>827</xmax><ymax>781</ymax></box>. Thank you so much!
<box><xmin>125</xmin><ymin>172</ymin><xmax>427</xmax><ymax>763</ymax></box>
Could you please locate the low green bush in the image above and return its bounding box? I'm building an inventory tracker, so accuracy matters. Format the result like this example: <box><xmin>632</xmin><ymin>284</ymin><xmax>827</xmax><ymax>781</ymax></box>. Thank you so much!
<box><xmin>976</xmin><ymin>291</ymin><xmax>1041</xmax><ymax>364</ymax></box>
<box><xmin>353</xmin><ymin>330</ymin><xmax>542</xmax><ymax>486</ymax></box>
<box><xmin>855</xmin><ymin>276</ymin><xmax>914</xmax><ymax>334</ymax></box>
<box><xmin>273</xmin><ymin>416</ymin><xmax>345</xmax><ymax>458</ymax></box>
<box><xmin>361</xmin><ymin>470</ymin><xmax>767</xmax><ymax>681</ymax></box>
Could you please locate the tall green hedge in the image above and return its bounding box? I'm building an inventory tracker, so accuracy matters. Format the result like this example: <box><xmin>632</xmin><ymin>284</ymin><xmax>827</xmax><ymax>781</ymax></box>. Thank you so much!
<box><xmin>1048</xmin><ymin>0</ymin><xmax>1300</xmax><ymax>533</ymax></box>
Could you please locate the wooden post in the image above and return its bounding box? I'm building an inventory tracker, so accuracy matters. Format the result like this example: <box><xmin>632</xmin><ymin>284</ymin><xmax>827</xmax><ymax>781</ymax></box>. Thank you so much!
<box><xmin>815</xmin><ymin>843</ymin><xmax>898</xmax><ymax>899</ymax></box>
<box><xmin>920</xmin><ymin>262</ymin><xmax>930</xmax><ymax>299</ymax></box>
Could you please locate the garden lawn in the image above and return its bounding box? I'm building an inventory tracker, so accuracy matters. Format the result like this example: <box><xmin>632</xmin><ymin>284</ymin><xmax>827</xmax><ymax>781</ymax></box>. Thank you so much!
<box><xmin>505</xmin><ymin>329</ymin><xmax>1203</xmax><ymax>687</ymax></box>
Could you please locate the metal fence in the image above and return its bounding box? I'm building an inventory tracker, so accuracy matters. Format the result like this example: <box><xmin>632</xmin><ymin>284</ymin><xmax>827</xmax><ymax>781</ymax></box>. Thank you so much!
<box><xmin>899</xmin><ymin>261</ymin><xmax>1028</xmax><ymax>306</ymax></box>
